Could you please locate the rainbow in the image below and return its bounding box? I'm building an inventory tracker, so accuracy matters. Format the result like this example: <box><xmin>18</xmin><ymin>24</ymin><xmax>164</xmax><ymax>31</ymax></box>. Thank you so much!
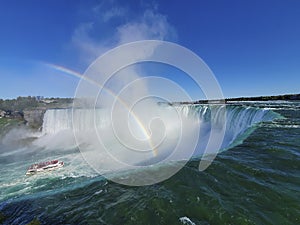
<box><xmin>43</xmin><ymin>63</ymin><xmax>158</xmax><ymax>156</ymax></box>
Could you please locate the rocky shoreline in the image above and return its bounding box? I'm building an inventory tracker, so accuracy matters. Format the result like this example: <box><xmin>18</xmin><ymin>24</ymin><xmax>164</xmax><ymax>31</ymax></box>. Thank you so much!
<box><xmin>0</xmin><ymin>97</ymin><xmax>72</xmax><ymax>129</ymax></box>
<box><xmin>0</xmin><ymin>108</ymin><xmax>46</xmax><ymax>129</ymax></box>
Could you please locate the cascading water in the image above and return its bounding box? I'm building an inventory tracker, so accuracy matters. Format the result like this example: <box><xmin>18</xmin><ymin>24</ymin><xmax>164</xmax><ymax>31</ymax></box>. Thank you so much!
<box><xmin>180</xmin><ymin>104</ymin><xmax>280</xmax><ymax>152</ymax></box>
<box><xmin>0</xmin><ymin>103</ymin><xmax>283</xmax><ymax>201</ymax></box>
<box><xmin>1</xmin><ymin>102</ymin><xmax>298</xmax><ymax>225</ymax></box>
<box><xmin>41</xmin><ymin>104</ymin><xmax>280</xmax><ymax>158</ymax></box>
<box><xmin>42</xmin><ymin>108</ymin><xmax>110</xmax><ymax>135</ymax></box>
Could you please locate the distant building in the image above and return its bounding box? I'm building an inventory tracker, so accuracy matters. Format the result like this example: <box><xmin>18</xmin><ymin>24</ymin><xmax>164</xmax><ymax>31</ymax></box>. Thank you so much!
<box><xmin>35</xmin><ymin>96</ymin><xmax>44</xmax><ymax>101</ymax></box>
<box><xmin>41</xmin><ymin>99</ymin><xmax>55</xmax><ymax>104</ymax></box>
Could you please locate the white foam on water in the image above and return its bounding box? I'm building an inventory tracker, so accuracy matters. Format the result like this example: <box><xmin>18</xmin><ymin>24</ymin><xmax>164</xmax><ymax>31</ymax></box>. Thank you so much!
<box><xmin>179</xmin><ymin>216</ymin><xmax>196</xmax><ymax>225</ymax></box>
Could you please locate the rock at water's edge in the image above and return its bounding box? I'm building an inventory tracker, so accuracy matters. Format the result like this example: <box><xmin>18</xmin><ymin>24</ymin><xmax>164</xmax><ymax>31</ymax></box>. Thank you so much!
<box><xmin>23</xmin><ymin>109</ymin><xmax>46</xmax><ymax>129</ymax></box>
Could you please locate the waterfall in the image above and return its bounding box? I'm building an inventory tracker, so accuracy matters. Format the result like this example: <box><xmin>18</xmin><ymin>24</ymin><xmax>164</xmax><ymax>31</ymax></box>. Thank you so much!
<box><xmin>41</xmin><ymin>105</ymin><xmax>280</xmax><ymax>157</ymax></box>
<box><xmin>42</xmin><ymin>108</ymin><xmax>110</xmax><ymax>135</ymax></box>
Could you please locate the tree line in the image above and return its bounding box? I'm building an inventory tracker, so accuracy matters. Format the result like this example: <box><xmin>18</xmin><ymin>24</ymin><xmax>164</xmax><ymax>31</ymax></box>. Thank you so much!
<box><xmin>0</xmin><ymin>96</ymin><xmax>38</xmax><ymax>112</ymax></box>
<box><xmin>0</xmin><ymin>96</ymin><xmax>73</xmax><ymax>112</ymax></box>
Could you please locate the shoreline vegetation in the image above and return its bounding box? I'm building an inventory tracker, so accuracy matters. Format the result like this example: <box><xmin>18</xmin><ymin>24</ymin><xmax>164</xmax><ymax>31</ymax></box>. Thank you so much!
<box><xmin>0</xmin><ymin>94</ymin><xmax>299</xmax><ymax>128</ymax></box>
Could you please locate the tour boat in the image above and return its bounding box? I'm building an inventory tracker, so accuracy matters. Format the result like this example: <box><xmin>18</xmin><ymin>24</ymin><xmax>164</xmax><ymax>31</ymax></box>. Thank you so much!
<box><xmin>26</xmin><ymin>160</ymin><xmax>64</xmax><ymax>175</ymax></box>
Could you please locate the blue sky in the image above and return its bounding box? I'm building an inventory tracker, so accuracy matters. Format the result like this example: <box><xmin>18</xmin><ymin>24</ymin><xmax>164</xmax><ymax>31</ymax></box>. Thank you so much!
<box><xmin>0</xmin><ymin>0</ymin><xmax>299</xmax><ymax>99</ymax></box>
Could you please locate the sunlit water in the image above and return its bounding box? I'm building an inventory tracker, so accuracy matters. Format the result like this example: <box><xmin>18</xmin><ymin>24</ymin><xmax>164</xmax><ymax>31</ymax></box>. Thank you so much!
<box><xmin>0</xmin><ymin>102</ymin><xmax>299</xmax><ymax>225</ymax></box>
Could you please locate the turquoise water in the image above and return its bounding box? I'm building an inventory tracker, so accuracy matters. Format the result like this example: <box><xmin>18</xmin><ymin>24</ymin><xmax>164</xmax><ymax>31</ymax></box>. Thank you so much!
<box><xmin>0</xmin><ymin>102</ymin><xmax>299</xmax><ymax>224</ymax></box>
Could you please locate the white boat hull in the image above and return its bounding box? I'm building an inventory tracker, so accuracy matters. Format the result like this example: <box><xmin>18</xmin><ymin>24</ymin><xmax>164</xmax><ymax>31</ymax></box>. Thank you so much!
<box><xmin>26</xmin><ymin>160</ymin><xmax>64</xmax><ymax>176</ymax></box>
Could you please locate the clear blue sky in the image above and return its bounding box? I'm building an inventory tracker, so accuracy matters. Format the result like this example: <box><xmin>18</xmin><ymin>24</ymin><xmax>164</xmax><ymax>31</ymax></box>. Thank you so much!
<box><xmin>0</xmin><ymin>0</ymin><xmax>299</xmax><ymax>99</ymax></box>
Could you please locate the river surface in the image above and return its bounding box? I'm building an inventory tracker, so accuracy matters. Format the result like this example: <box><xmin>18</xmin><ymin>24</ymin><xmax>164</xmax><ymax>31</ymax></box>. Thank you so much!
<box><xmin>0</xmin><ymin>102</ymin><xmax>299</xmax><ymax>225</ymax></box>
